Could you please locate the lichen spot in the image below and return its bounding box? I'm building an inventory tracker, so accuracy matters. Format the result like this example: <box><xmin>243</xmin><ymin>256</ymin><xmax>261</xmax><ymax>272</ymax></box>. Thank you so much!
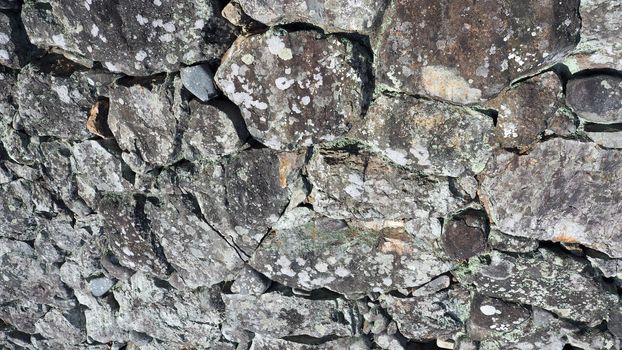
<box><xmin>241</xmin><ymin>54</ymin><xmax>254</xmax><ymax>65</ymax></box>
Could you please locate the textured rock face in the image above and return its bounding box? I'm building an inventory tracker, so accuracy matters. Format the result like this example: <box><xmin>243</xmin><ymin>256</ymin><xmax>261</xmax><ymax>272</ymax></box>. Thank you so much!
<box><xmin>479</xmin><ymin>139</ymin><xmax>622</xmax><ymax>258</ymax></box>
<box><xmin>21</xmin><ymin>0</ymin><xmax>237</xmax><ymax>75</ymax></box>
<box><xmin>236</xmin><ymin>0</ymin><xmax>388</xmax><ymax>33</ymax></box>
<box><xmin>2</xmin><ymin>0</ymin><xmax>622</xmax><ymax>349</ymax></box>
<box><xmin>355</xmin><ymin>94</ymin><xmax>493</xmax><ymax>176</ymax></box>
<box><xmin>374</xmin><ymin>0</ymin><xmax>580</xmax><ymax>103</ymax></box>
<box><xmin>216</xmin><ymin>28</ymin><xmax>371</xmax><ymax>150</ymax></box>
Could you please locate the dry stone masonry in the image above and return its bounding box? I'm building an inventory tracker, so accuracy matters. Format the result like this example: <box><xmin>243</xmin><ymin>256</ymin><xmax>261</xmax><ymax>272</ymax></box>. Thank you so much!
<box><xmin>0</xmin><ymin>0</ymin><xmax>621</xmax><ymax>349</ymax></box>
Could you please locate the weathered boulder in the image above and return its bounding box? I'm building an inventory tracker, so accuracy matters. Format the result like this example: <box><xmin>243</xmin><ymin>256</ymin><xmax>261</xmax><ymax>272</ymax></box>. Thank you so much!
<box><xmin>223</xmin><ymin>293</ymin><xmax>361</xmax><ymax>338</ymax></box>
<box><xmin>566</xmin><ymin>74</ymin><xmax>622</xmax><ymax>124</ymax></box>
<box><xmin>479</xmin><ymin>139</ymin><xmax>622</xmax><ymax>258</ymax></box>
<box><xmin>250</xmin><ymin>207</ymin><xmax>455</xmax><ymax>295</ymax></box>
<box><xmin>14</xmin><ymin>64</ymin><xmax>93</xmax><ymax>140</ymax></box>
<box><xmin>374</xmin><ymin>0</ymin><xmax>580</xmax><ymax>104</ymax></box>
<box><xmin>566</xmin><ymin>0</ymin><xmax>622</xmax><ymax>72</ymax></box>
<box><xmin>455</xmin><ymin>249</ymin><xmax>619</xmax><ymax>324</ymax></box>
<box><xmin>381</xmin><ymin>287</ymin><xmax>471</xmax><ymax>341</ymax></box>
<box><xmin>235</xmin><ymin>0</ymin><xmax>388</xmax><ymax>33</ymax></box>
<box><xmin>215</xmin><ymin>28</ymin><xmax>371</xmax><ymax>150</ymax></box>
<box><xmin>354</xmin><ymin>94</ymin><xmax>493</xmax><ymax>176</ymax></box>
<box><xmin>307</xmin><ymin>144</ymin><xmax>468</xmax><ymax>220</ymax></box>
<box><xmin>484</xmin><ymin>71</ymin><xmax>564</xmax><ymax>152</ymax></box>
<box><xmin>21</xmin><ymin>0</ymin><xmax>237</xmax><ymax>75</ymax></box>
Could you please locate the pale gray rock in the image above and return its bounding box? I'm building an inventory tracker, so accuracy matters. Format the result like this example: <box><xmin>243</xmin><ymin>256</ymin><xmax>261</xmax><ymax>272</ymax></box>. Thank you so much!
<box><xmin>566</xmin><ymin>0</ymin><xmax>622</xmax><ymax>72</ymax></box>
<box><xmin>0</xmin><ymin>301</ymin><xmax>48</xmax><ymax>334</ymax></box>
<box><xmin>34</xmin><ymin>309</ymin><xmax>85</xmax><ymax>347</ymax></box>
<box><xmin>230</xmin><ymin>265</ymin><xmax>271</xmax><ymax>295</ymax></box>
<box><xmin>144</xmin><ymin>195</ymin><xmax>244</xmax><ymax>289</ymax></box>
<box><xmin>454</xmin><ymin>249</ymin><xmax>619</xmax><ymax>324</ymax></box>
<box><xmin>21</xmin><ymin>0</ymin><xmax>237</xmax><ymax>75</ymax></box>
<box><xmin>0</xmin><ymin>179</ymin><xmax>56</xmax><ymax>240</ymax></box>
<box><xmin>250</xmin><ymin>207</ymin><xmax>455</xmax><ymax>295</ymax></box>
<box><xmin>223</xmin><ymin>293</ymin><xmax>361</xmax><ymax>338</ymax></box>
<box><xmin>236</xmin><ymin>0</ymin><xmax>388</xmax><ymax>33</ymax></box>
<box><xmin>586</xmin><ymin>130</ymin><xmax>622</xmax><ymax>149</ymax></box>
<box><xmin>487</xmin><ymin>229</ymin><xmax>538</xmax><ymax>254</ymax></box>
<box><xmin>479</xmin><ymin>139</ymin><xmax>622</xmax><ymax>258</ymax></box>
<box><xmin>180</xmin><ymin>63</ymin><xmax>218</xmax><ymax>102</ymax></box>
<box><xmin>307</xmin><ymin>144</ymin><xmax>468</xmax><ymax>220</ymax></box>
<box><xmin>374</xmin><ymin>0</ymin><xmax>580</xmax><ymax>104</ymax></box>
<box><xmin>250</xmin><ymin>334</ymin><xmax>371</xmax><ymax>350</ymax></box>
<box><xmin>180</xmin><ymin>100</ymin><xmax>249</xmax><ymax>160</ymax></box>
<box><xmin>566</xmin><ymin>74</ymin><xmax>622</xmax><ymax>124</ymax></box>
<box><xmin>215</xmin><ymin>28</ymin><xmax>371</xmax><ymax>150</ymax></box>
<box><xmin>381</xmin><ymin>287</ymin><xmax>471</xmax><ymax>341</ymax></box>
<box><xmin>89</xmin><ymin>277</ymin><xmax>114</xmax><ymax>297</ymax></box>
<box><xmin>354</xmin><ymin>94</ymin><xmax>493</xmax><ymax>176</ymax></box>
<box><xmin>114</xmin><ymin>273</ymin><xmax>225</xmax><ymax>348</ymax></box>
<box><xmin>14</xmin><ymin>64</ymin><xmax>93</xmax><ymax>140</ymax></box>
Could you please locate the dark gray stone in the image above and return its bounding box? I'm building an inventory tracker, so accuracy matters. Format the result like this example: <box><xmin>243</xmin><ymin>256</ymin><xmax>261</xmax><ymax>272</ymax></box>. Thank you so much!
<box><xmin>180</xmin><ymin>63</ymin><xmax>219</xmax><ymax>102</ymax></box>
<box><xmin>566</xmin><ymin>74</ymin><xmax>622</xmax><ymax>124</ymax></box>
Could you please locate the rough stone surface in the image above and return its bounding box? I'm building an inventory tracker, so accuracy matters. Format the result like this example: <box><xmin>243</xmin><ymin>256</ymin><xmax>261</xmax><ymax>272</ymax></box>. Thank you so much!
<box><xmin>374</xmin><ymin>0</ymin><xmax>580</xmax><ymax>104</ymax></box>
<box><xmin>479</xmin><ymin>139</ymin><xmax>622</xmax><ymax>258</ymax></box>
<box><xmin>21</xmin><ymin>0</ymin><xmax>237</xmax><ymax>75</ymax></box>
<box><xmin>455</xmin><ymin>249</ymin><xmax>619</xmax><ymax>324</ymax></box>
<box><xmin>236</xmin><ymin>0</ymin><xmax>388</xmax><ymax>33</ymax></box>
<box><xmin>2</xmin><ymin>1</ymin><xmax>621</xmax><ymax>348</ymax></box>
<box><xmin>566</xmin><ymin>74</ymin><xmax>622</xmax><ymax>124</ymax></box>
<box><xmin>354</xmin><ymin>94</ymin><xmax>493</xmax><ymax>176</ymax></box>
<box><xmin>250</xmin><ymin>207</ymin><xmax>455</xmax><ymax>295</ymax></box>
<box><xmin>484</xmin><ymin>71</ymin><xmax>564</xmax><ymax>152</ymax></box>
<box><xmin>216</xmin><ymin>28</ymin><xmax>371</xmax><ymax>150</ymax></box>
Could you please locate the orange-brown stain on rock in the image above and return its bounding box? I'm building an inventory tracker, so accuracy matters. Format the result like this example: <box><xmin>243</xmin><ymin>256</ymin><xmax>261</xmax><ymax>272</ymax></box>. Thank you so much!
<box><xmin>552</xmin><ymin>233</ymin><xmax>579</xmax><ymax>244</ymax></box>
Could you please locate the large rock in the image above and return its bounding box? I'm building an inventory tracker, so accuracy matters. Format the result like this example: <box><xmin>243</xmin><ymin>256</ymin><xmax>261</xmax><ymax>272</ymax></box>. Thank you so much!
<box><xmin>307</xmin><ymin>144</ymin><xmax>468</xmax><ymax>220</ymax></box>
<box><xmin>484</xmin><ymin>71</ymin><xmax>564</xmax><ymax>152</ymax></box>
<box><xmin>374</xmin><ymin>0</ymin><xmax>580</xmax><ymax>104</ymax></box>
<box><xmin>171</xmin><ymin>148</ymin><xmax>304</xmax><ymax>256</ymax></box>
<box><xmin>0</xmin><ymin>179</ymin><xmax>57</xmax><ymax>241</ymax></box>
<box><xmin>250</xmin><ymin>207</ymin><xmax>455</xmax><ymax>295</ymax></box>
<box><xmin>235</xmin><ymin>0</ymin><xmax>388</xmax><ymax>33</ymax></box>
<box><xmin>114</xmin><ymin>273</ymin><xmax>225</xmax><ymax>348</ymax></box>
<box><xmin>479</xmin><ymin>139</ymin><xmax>622</xmax><ymax>258</ymax></box>
<box><xmin>382</xmin><ymin>287</ymin><xmax>471</xmax><ymax>341</ymax></box>
<box><xmin>21</xmin><ymin>0</ymin><xmax>237</xmax><ymax>75</ymax></box>
<box><xmin>14</xmin><ymin>64</ymin><xmax>94</xmax><ymax>140</ymax></box>
<box><xmin>455</xmin><ymin>249</ymin><xmax>619</xmax><ymax>324</ymax></box>
<box><xmin>566</xmin><ymin>74</ymin><xmax>622</xmax><ymax>124</ymax></box>
<box><xmin>223</xmin><ymin>293</ymin><xmax>361</xmax><ymax>338</ymax></box>
<box><xmin>215</xmin><ymin>28</ymin><xmax>371</xmax><ymax>150</ymax></box>
<box><xmin>354</xmin><ymin>94</ymin><xmax>493</xmax><ymax>176</ymax></box>
<box><xmin>566</xmin><ymin>0</ymin><xmax>622</xmax><ymax>72</ymax></box>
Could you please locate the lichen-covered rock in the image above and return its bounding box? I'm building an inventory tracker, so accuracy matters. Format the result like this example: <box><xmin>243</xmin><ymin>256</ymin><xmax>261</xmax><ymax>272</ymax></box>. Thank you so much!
<box><xmin>566</xmin><ymin>0</ymin><xmax>622</xmax><ymax>72</ymax></box>
<box><xmin>235</xmin><ymin>0</ymin><xmax>388</xmax><ymax>33</ymax></box>
<box><xmin>479</xmin><ymin>139</ymin><xmax>622</xmax><ymax>258</ymax></box>
<box><xmin>250</xmin><ymin>207</ymin><xmax>455</xmax><ymax>295</ymax></box>
<box><xmin>250</xmin><ymin>334</ymin><xmax>370</xmax><ymax>350</ymax></box>
<box><xmin>566</xmin><ymin>74</ymin><xmax>622</xmax><ymax>124</ymax></box>
<box><xmin>0</xmin><ymin>179</ymin><xmax>57</xmax><ymax>241</ymax></box>
<box><xmin>484</xmin><ymin>72</ymin><xmax>563</xmax><ymax>151</ymax></box>
<box><xmin>223</xmin><ymin>293</ymin><xmax>361</xmax><ymax>338</ymax></box>
<box><xmin>381</xmin><ymin>287</ymin><xmax>471</xmax><ymax>341</ymax></box>
<box><xmin>354</xmin><ymin>94</ymin><xmax>493</xmax><ymax>176</ymax></box>
<box><xmin>114</xmin><ymin>273</ymin><xmax>225</xmax><ymax>348</ymax></box>
<box><xmin>180</xmin><ymin>100</ymin><xmax>249</xmax><ymax>160</ymax></box>
<box><xmin>307</xmin><ymin>144</ymin><xmax>468</xmax><ymax>220</ymax></box>
<box><xmin>215</xmin><ymin>28</ymin><xmax>371</xmax><ymax>150</ymax></box>
<box><xmin>14</xmin><ymin>64</ymin><xmax>93</xmax><ymax>140</ymax></box>
<box><xmin>374</xmin><ymin>0</ymin><xmax>580</xmax><ymax>104</ymax></box>
<box><xmin>230</xmin><ymin>265</ymin><xmax>271</xmax><ymax>295</ymax></box>
<box><xmin>455</xmin><ymin>249</ymin><xmax>619</xmax><ymax>324</ymax></box>
<box><xmin>172</xmin><ymin>148</ymin><xmax>304</xmax><ymax>256</ymax></box>
<box><xmin>144</xmin><ymin>195</ymin><xmax>244</xmax><ymax>289</ymax></box>
<box><xmin>108</xmin><ymin>77</ymin><xmax>181</xmax><ymax>171</ymax></box>
<box><xmin>21</xmin><ymin>0</ymin><xmax>237</xmax><ymax>75</ymax></box>
<box><xmin>487</xmin><ymin>230</ymin><xmax>538</xmax><ymax>254</ymax></box>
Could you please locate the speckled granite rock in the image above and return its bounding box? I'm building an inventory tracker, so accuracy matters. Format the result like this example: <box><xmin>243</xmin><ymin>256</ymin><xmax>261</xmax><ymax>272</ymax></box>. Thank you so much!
<box><xmin>479</xmin><ymin>139</ymin><xmax>622</xmax><ymax>258</ymax></box>
<box><xmin>21</xmin><ymin>0</ymin><xmax>237</xmax><ymax>75</ymax></box>
<box><xmin>235</xmin><ymin>0</ymin><xmax>388</xmax><ymax>33</ymax></box>
<box><xmin>216</xmin><ymin>28</ymin><xmax>371</xmax><ymax>150</ymax></box>
<box><xmin>374</xmin><ymin>0</ymin><xmax>580</xmax><ymax>104</ymax></box>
